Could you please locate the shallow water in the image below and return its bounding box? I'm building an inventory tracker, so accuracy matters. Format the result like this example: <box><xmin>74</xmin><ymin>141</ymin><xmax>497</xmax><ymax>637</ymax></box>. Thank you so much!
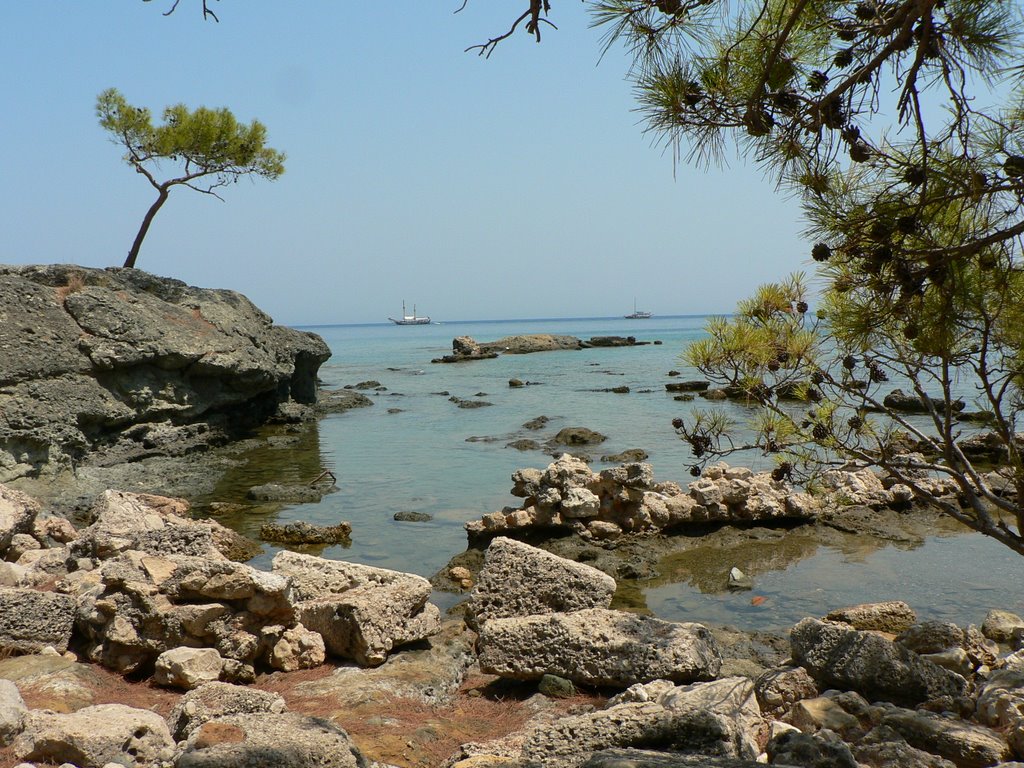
<box><xmin>202</xmin><ymin>316</ymin><xmax>1024</xmax><ymax>631</ymax></box>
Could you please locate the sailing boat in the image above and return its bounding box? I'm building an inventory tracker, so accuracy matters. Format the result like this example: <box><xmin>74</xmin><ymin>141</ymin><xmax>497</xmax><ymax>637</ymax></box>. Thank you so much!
<box><xmin>624</xmin><ymin>298</ymin><xmax>652</xmax><ymax>319</ymax></box>
<box><xmin>389</xmin><ymin>301</ymin><xmax>431</xmax><ymax>325</ymax></box>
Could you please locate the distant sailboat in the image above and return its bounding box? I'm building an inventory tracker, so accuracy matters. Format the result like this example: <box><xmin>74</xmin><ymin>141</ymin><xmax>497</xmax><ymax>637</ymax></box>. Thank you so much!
<box><xmin>624</xmin><ymin>298</ymin><xmax>652</xmax><ymax>319</ymax></box>
<box><xmin>389</xmin><ymin>301</ymin><xmax>431</xmax><ymax>325</ymax></box>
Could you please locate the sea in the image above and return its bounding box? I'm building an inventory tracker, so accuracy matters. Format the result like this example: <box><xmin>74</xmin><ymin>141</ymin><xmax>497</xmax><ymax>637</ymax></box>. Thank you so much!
<box><xmin>215</xmin><ymin>315</ymin><xmax>1023</xmax><ymax>632</ymax></box>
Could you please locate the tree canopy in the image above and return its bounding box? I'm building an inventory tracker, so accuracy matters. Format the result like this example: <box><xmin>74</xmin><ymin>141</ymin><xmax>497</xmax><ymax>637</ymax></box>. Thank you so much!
<box><xmin>97</xmin><ymin>87</ymin><xmax>285</xmax><ymax>268</ymax></box>
<box><xmin>573</xmin><ymin>0</ymin><xmax>1024</xmax><ymax>554</ymax></box>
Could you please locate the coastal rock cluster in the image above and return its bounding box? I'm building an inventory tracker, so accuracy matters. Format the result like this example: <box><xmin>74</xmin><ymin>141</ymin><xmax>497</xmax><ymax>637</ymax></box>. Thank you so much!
<box><xmin>463</xmin><ymin>454</ymin><xmax>972</xmax><ymax>544</ymax></box>
<box><xmin>433</xmin><ymin>334</ymin><xmax>652</xmax><ymax>363</ymax></box>
<box><xmin>465</xmin><ymin>455</ymin><xmax>821</xmax><ymax>540</ymax></box>
<box><xmin>2</xmin><ymin>474</ymin><xmax>1024</xmax><ymax>766</ymax></box>
<box><xmin>0</xmin><ymin>265</ymin><xmax>331</xmax><ymax>484</ymax></box>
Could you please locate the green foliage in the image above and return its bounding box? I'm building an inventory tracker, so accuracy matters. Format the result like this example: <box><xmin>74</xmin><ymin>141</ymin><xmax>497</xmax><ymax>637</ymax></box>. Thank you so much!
<box><xmin>97</xmin><ymin>87</ymin><xmax>285</xmax><ymax>268</ymax></box>
<box><xmin>586</xmin><ymin>0</ymin><xmax>1024</xmax><ymax>554</ymax></box>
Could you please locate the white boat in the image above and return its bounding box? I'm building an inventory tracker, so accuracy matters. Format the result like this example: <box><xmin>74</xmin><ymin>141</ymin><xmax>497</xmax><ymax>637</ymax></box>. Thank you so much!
<box><xmin>389</xmin><ymin>301</ymin><xmax>431</xmax><ymax>325</ymax></box>
<box><xmin>624</xmin><ymin>299</ymin><xmax>652</xmax><ymax>319</ymax></box>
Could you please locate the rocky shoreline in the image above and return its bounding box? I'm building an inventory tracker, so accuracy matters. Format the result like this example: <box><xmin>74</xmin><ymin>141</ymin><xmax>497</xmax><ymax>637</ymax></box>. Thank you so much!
<box><xmin>1</xmin><ymin>457</ymin><xmax>1024</xmax><ymax>767</ymax></box>
<box><xmin>4</xmin><ymin>267</ymin><xmax>1024</xmax><ymax>767</ymax></box>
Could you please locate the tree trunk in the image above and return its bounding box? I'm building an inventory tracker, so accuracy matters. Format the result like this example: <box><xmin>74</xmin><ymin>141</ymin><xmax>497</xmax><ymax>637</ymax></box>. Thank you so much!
<box><xmin>124</xmin><ymin>187</ymin><xmax>170</xmax><ymax>269</ymax></box>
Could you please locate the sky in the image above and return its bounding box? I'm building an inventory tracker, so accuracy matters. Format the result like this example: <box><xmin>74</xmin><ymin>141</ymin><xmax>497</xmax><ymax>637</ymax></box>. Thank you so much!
<box><xmin>0</xmin><ymin>1</ymin><xmax>810</xmax><ymax>326</ymax></box>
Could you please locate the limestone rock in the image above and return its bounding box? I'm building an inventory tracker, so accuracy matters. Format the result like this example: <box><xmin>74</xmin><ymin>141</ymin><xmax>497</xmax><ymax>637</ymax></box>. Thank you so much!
<box><xmin>983</xmin><ymin>610</ymin><xmax>1024</xmax><ymax>645</ymax></box>
<box><xmin>768</xmin><ymin>729</ymin><xmax>859</xmax><ymax>768</ymax></box>
<box><xmin>0</xmin><ymin>587</ymin><xmax>76</xmax><ymax>654</ymax></box>
<box><xmin>167</xmin><ymin>681</ymin><xmax>287</xmax><ymax>741</ymax></box>
<box><xmin>786</xmin><ymin>696</ymin><xmax>863</xmax><ymax>737</ymax></box>
<box><xmin>266</xmin><ymin>623</ymin><xmax>326</xmax><ymax>671</ymax></box>
<box><xmin>175</xmin><ymin>712</ymin><xmax>364</xmax><ymax>768</ymax></box>
<box><xmin>77</xmin><ymin>552</ymin><xmax>292</xmax><ymax>674</ymax></box>
<box><xmin>583</xmin><ymin>750</ymin><xmax>763</xmax><ymax>767</ymax></box>
<box><xmin>755</xmin><ymin>665</ymin><xmax>819</xmax><ymax>718</ymax></box>
<box><xmin>790</xmin><ymin>618</ymin><xmax>967</xmax><ymax>706</ymax></box>
<box><xmin>479</xmin><ymin>334</ymin><xmax>583</xmax><ymax>355</ymax></box>
<box><xmin>478</xmin><ymin>608</ymin><xmax>722</xmax><ymax>687</ymax></box>
<box><xmin>467</xmin><ymin>537</ymin><xmax>616</xmax><ymax>629</ymax></box>
<box><xmin>825</xmin><ymin>600</ymin><xmax>917</xmax><ymax>633</ymax></box>
<box><xmin>13</xmin><ymin>703</ymin><xmax>175</xmax><ymax>768</ymax></box>
<box><xmin>520</xmin><ymin>677</ymin><xmax>764</xmax><ymax>765</ymax></box>
<box><xmin>898</xmin><ymin>621</ymin><xmax>997</xmax><ymax>671</ymax></box>
<box><xmin>975</xmin><ymin>670</ymin><xmax>1024</xmax><ymax>758</ymax></box>
<box><xmin>0</xmin><ymin>678</ymin><xmax>27</xmax><ymax>747</ymax></box>
<box><xmin>853</xmin><ymin>725</ymin><xmax>958</xmax><ymax>768</ymax></box>
<box><xmin>468</xmin><ymin>457</ymin><xmax>817</xmax><ymax>539</ymax></box>
<box><xmin>880</xmin><ymin>704</ymin><xmax>1012</xmax><ymax>768</ymax></box>
<box><xmin>818</xmin><ymin>467</ymin><xmax>892</xmax><ymax>507</ymax></box>
<box><xmin>272</xmin><ymin>550</ymin><xmax>440</xmax><ymax>666</ymax></box>
<box><xmin>153</xmin><ymin>647</ymin><xmax>224</xmax><ymax>690</ymax></box>
<box><xmin>0</xmin><ymin>485</ymin><xmax>39</xmax><ymax>557</ymax></box>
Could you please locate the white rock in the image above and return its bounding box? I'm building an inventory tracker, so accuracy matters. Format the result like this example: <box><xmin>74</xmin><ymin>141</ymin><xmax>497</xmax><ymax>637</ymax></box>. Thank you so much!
<box><xmin>153</xmin><ymin>647</ymin><xmax>224</xmax><ymax>690</ymax></box>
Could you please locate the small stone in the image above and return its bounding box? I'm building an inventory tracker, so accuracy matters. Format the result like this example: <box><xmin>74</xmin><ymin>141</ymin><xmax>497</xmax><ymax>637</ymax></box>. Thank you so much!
<box><xmin>394</xmin><ymin>511</ymin><xmax>433</xmax><ymax>523</ymax></box>
<box><xmin>728</xmin><ymin>567</ymin><xmax>753</xmax><ymax>591</ymax></box>
<box><xmin>538</xmin><ymin>674</ymin><xmax>577</xmax><ymax>699</ymax></box>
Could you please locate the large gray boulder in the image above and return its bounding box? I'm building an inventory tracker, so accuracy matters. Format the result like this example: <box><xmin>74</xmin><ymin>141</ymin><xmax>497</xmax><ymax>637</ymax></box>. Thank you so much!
<box><xmin>790</xmin><ymin>618</ymin><xmax>968</xmax><ymax>706</ymax></box>
<box><xmin>272</xmin><ymin>550</ymin><xmax>441</xmax><ymax>666</ymax></box>
<box><xmin>0</xmin><ymin>264</ymin><xmax>330</xmax><ymax>482</ymax></box>
<box><xmin>467</xmin><ymin>537</ymin><xmax>616</xmax><ymax>629</ymax></box>
<box><xmin>175</xmin><ymin>712</ymin><xmax>364</xmax><ymax>768</ymax></box>
<box><xmin>13</xmin><ymin>703</ymin><xmax>175</xmax><ymax>768</ymax></box>
<box><xmin>478</xmin><ymin>608</ymin><xmax>722</xmax><ymax>687</ymax></box>
<box><xmin>0</xmin><ymin>587</ymin><xmax>76</xmax><ymax>654</ymax></box>
<box><xmin>167</xmin><ymin>681</ymin><xmax>287</xmax><ymax>741</ymax></box>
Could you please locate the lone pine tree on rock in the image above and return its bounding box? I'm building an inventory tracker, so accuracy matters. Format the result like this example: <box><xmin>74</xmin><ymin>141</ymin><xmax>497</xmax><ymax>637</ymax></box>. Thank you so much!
<box><xmin>96</xmin><ymin>87</ymin><xmax>285</xmax><ymax>268</ymax></box>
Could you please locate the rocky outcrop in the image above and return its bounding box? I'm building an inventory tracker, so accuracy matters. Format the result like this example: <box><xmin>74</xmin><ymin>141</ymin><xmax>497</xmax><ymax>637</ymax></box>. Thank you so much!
<box><xmin>466</xmin><ymin>456</ymin><xmax>819</xmax><ymax>540</ymax></box>
<box><xmin>0</xmin><ymin>264</ymin><xmax>330</xmax><ymax>482</ymax></box>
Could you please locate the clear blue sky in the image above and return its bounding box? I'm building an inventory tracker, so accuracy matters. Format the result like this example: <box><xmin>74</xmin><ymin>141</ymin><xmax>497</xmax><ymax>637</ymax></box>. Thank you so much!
<box><xmin>0</xmin><ymin>1</ymin><xmax>809</xmax><ymax>325</ymax></box>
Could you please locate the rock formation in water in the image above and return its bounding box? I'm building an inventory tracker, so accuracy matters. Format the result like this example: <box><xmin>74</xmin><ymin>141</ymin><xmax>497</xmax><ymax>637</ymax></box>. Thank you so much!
<box><xmin>0</xmin><ymin>264</ymin><xmax>330</xmax><ymax>483</ymax></box>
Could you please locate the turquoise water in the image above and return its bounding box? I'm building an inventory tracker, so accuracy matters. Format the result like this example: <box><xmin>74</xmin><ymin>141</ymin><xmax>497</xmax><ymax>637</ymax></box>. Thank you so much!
<box><xmin>245</xmin><ymin>315</ymin><xmax>1022</xmax><ymax>631</ymax></box>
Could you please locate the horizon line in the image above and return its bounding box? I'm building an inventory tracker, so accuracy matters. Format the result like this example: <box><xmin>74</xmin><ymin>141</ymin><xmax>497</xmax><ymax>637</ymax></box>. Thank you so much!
<box><xmin>291</xmin><ymin>312</ymin><xmax>729</xmax><ymax>329</ymax></box>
